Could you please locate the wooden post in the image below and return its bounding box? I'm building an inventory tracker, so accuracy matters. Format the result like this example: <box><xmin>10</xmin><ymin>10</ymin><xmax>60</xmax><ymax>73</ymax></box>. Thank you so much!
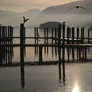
<box><xmin>37</xmin><ymin>27</ymin><xmax>38</xmax><ymax>56</ymax></box>
<box><xmin>55</xmin><ymin>28</ymin><xmax>57</xmax><ymax>58</ymax></box>
<box><xmin>5</xmin><ymin>26</ymin><xmax>7</xmax><ymax>63</ymax></box>
<box><xmin>52</xmin><ymin>28</ymin><xmax>53</xmax><ymax>57</ymax></box>
<box><xmin>58</xmin><ymin>24</ymin><xmax>61</xmax><ymax>81</ymax></box>
<box><xmin>62</xmin><ymin>22</ymin><xmax>65</xmax><ymax>82</ymax></box>
<box><xmin>77</xmin><ymin>27</ymin><xmax>79</xmax><ymax>60</ymax></box>
<box><xmin>0</xmin><ymin>25</ymin><xmax>2</xmax><ymax>66</ymax></box>
<box><xmin>34</xmin><ymin>28</ymin><xmax>36</xmax><ymax>55</ymax></box>
<box><xmin>44</xmin><ymin>28</ymin><xmax>46</xmax><ymax>55</ymax></box>
<box><xmin>67</xmin><ymin>26</ymin><xmax>70</xmax><ymax>62</ymax></box>
<box><xmin>39</xmin><ymin>46</ymin><xmax>43</xmax><ymax>64</ymax></box>
<box><xmin>82</xmin><ymin>27</ymin><xmax>85</xmax><ymax>60</ymax></box>
<box><xmin>20</xmin><ymin>23</ymin><xmax>24</xmax><ymax>74</ymax></box>
<box><xmin>10</xmin><ymin>26</ymin><xmax>13</xmax><ymax>64</ymax></box>
<box><xmin>8</xmin><ymin>26</ymin><xmax>10</xmax><ymax>64</ymax></box>
<box><xmin>72</xmin><ymin>27</ymin><xmax>75</xmax><ymax>61</ymax></box>
<box><xmin>88</xmin><ymin>28</ymin><xmax>90</xmax><ymax>44</ymax></box>
<box><xmin>23</xmin><ymin>27</ymin><xmax>26</xmax><ymax>57</ymax></box>
<box><xmin>47</xmin><ymin>28</ymin><xmax>48</xmax><ymax>55</ymax></box>
<box><xmin>20</xmin><ymin>24</ymin><xmax>25</xmax><ymax>89</ymax></box>
<box><xmin>85</xmin><ymin>47</ymin><xmax>87</xmax><ymax>61</ymax></box>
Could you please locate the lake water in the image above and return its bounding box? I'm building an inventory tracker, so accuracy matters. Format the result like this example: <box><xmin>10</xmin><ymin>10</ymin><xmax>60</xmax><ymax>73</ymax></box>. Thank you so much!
<box><xmin>0</xmin><ymin>27</ymin><xmax>92</xmax><ymax>92</ymax></box>
<box><xmin>0</xmin><ymin>63</ymin><xmax>92</xmax><ymax>92</ymax></box>
<box><xmin>12</xmin><ymin>28</ymin><xmax>92</xmax><ymax>62</ymax></box>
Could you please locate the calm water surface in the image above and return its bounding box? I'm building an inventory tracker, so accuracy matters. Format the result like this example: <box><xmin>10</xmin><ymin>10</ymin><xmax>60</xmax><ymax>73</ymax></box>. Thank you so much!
<box><xmin>0</xmin><ymin>63</ymin><xmax>92</xmax><ymax>92</ymax></box>
<box><xmin>13</xmin><ymin>28</ymin><xmax>92</xmax><ymax>62</ymax></box>
<box><xmin>0</xmin><ymin>28</ymin><xmax>92</xmax><ymax>92</ymax></box>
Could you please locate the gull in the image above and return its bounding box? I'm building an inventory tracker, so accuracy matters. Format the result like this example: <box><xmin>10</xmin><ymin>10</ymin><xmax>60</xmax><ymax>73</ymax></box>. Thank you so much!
<box><xmin>37</xmin><ymin>32</ymin><xmax>40</xmax><ymax>37</ymax></box>
<box><xmin>68</xmin><ymin>6</ymin><xmax>87</xmax><ymax>11</ymax></box>
<box><xmin>37</xmin><ymin>32</ymin><xmax>40</xmax><ymax>41</ymax></box>
<box><xmin>23</xmin><ymin>16</ymin><xmax>30</xmax><ymax>23</ymax></box>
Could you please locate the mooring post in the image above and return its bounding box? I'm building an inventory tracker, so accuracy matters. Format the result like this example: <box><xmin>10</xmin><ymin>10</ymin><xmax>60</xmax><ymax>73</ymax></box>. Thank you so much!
<box><xmin>8</xmin><ymin>26</ymin><xmax>10</xmax><ymax>64</ymax></box>
<box><xmin>0</xmin><ymin>25</ymin><xmax>2</xmax><ymax>66</ymax></box>
<box><xmin>5</xmin><ymin>26</ymin><xmax>7</xmax><ymax>63</ymax></box>
<box><xmin>34</xmin><ymin>28</ymin><xmax>36</xmax><ymax>55</ymax></box>
<box><xmin>77</xmin><ymin>27</ymin><xmax>79</xmax><ymax>60</ymax></box>
<box><xmin>55</xmin><ymin>28</ymin><xmax>57</xmax><ymax>58</ymax></box>
<box><xmin>47</xmin><ymin>28</ymin><xmax>48</xmax><ymax>55</ymax></box>
<box><xmin>52</xmin><ymin>28</ymin><xmax>53</xmax><ymax>57</ymax></box>
<box><xmin>72</xmin><ymin>27</ymin><xmax>75</xmax><ymax>61</ymax></box>
<box><xmin>82</xmin><ymin>27</ymin><xmax>85</xmax><ymax>60</ymax></box>
<box><xmin>39</xmin><ymin>46</ymin><xmax>43</xmax><ymax>64</ymax></box>
<box><xmin>44</xmin><ymin>28</ymin><xmax>46</xmax><ymax>55</ymax></box>
<box><xmin>85</xmin><ymin>47</ymin><xmax>87</xmax><ymax>61</ymax></box>
<box><xmin>58</xmin><ymin>24</ymin><xmax>61</xmax><ymax>81</ymax></box>
<box><xmin>88</xmin><ymin>28</ymin><xmax>90</xmax><ymax>44</ymax></box>
<box><xmin>67</xmin><ymin>26</ymin><xmax>70</xmax><ymax>62</ymax></box>
<box><xmin>20</xmin><ymin>23</ymin><xmax>24</xmax><ymax>72</ymax></box>
<box><xmin>10</xmin><ymin>26</ymin><xmax>13</xmax><ymax>64</ymax></box>
<box><xmin>20</xmin><ymin>23</ymin><xmax>25</xmax><ymax>89</ymax></box>
<box><xmin>37</xmin><ymin>27</ymin><xmax>38</xmax><ymax>56</ymax></box>
<box><xmin>62</xmin><ymin>22</ymin><xmax>65</xmax><ymax>82</ymax></box>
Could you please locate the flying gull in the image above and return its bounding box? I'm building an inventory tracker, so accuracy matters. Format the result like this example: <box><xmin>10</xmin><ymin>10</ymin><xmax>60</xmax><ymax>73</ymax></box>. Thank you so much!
<box><xmin>23</xmin><ymin>16</ymin><xmax>30</xmax><ymax>23</ymax></box>
<box><xmin>68</xmin><ymin>6</ymin><xmax>87</xmax><ymax>11</ymax></box>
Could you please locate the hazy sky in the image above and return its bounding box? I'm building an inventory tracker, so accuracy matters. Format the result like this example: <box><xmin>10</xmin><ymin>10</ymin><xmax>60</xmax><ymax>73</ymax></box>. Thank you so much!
<box><xmin>0</xmin><ymin>0</ymin><xmax>82</xmax><ymax>12</ymax></box>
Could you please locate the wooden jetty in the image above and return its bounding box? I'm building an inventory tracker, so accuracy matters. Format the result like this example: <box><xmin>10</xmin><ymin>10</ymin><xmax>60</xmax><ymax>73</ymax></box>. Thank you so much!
<box><xmin>0</xmin><ymin>23</ymin><xmax>92</xmax><ymax>66</ymax></box>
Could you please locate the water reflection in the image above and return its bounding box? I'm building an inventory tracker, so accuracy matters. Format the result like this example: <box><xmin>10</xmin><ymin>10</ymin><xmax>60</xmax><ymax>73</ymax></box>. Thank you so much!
<box><xmin>20</xmin><ymin>65</ymin><xmax>25</xmax><ymax>90</ymax></box>
<box><xmin>72</xmin><ymin>85</ymin><xmax>79</xmax><ymax>92</ymax></box>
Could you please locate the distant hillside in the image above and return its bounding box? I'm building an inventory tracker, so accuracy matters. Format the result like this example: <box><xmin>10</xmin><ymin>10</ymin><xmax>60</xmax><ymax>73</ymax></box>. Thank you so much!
<box><xmin>0</xmin><ymin>9</ymin><xmax>41</xmax><ymax>26</ymax></box>
<box><xmin>39</xmin><ymin>21</ymin><xmax>61</xmax><ymax>29</ymax></box>
<box><xmin>29</xmin><ymin>0</ymin><xmax>92</xmax><ymax>27</ymax></box>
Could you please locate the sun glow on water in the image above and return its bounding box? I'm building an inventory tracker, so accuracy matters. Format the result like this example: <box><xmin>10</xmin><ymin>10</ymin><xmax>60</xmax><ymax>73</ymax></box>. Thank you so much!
<box><xmin>72</xmin><ymin>85</ymin><xmax>79</xmax><ymax>92</ymax></box>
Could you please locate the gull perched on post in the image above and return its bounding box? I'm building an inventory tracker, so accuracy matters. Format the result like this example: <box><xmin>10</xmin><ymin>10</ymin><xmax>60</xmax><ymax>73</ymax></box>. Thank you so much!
<box><xmin>23</xmin><ymin>16</ymin><xmax>30</xmax><ymax>23</ymax></box>
<box><xmin>68</xmin><ymin>6</ymin><xmax>87</xmax><ymax>11</ymax></box>
<box><xmin>37</xmin><ymin>32</ymin><xmax>40</xmax><ymax>41</ymax></box>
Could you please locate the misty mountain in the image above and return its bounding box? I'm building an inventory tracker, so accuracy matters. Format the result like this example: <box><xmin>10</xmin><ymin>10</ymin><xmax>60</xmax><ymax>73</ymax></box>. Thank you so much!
<box><xmin>0</xmin><ymin>9</ymin><xmax>41</xmax><ymax>26</ymax></box>
<box><xmin>30</xmin><ymin>0</ymin><xmax>92</xmax><ymax>27</ymax></box>
<box><xmin>18</xmin><ymin>9</ymin><xmax>40</xmax><ymax>19</ymax></box>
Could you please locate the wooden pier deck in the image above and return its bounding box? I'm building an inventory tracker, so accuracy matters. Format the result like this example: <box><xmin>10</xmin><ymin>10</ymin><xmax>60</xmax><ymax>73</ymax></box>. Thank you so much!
<box><xmin>0</xmin><ymin>43</ymin><xmax>92</xmax><ymax>47</ymax></box>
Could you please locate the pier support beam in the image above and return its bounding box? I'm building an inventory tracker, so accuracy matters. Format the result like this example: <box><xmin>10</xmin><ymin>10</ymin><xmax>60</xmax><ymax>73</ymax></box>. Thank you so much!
<box><xmin>39</xmin><ymin>46</ymin><xmax>43</xmax><ymax>64</ymax></box>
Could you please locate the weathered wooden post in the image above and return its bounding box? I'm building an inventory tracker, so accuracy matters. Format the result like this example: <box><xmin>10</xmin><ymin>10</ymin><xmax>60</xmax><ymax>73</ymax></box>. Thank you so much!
<box><xmin>88</xmin><ymin>28</ymin><xmax>90</xmax><ymax>44</ymax></box>
<box><xmin>34</xmin><ymin>28</ymin><xmax>36</xmax><ymax>55</ymax></box>
<box><xmin>62</xmin><ymin>22</ymin><xmax>65</xmax><ymax>82</ymax></box>
<box><xmin>8</xmin><ymin>26</ymin><xmax>10</xmax><ymax>64</ymax></box>
<box><xmin>67</xmin><ymin>26</ymin><xmax>70</xmax><ymax>62</ymax></box>
<box><xmin>47</xmin><ymin>28</ymin><xmax>48</xmax><ymax>55</ymax></box>
<box><xmin>58</xmin><ymin>24</ymin><xmax>61</xmax><ymax>81</ymax></box>
<box><xmin>72</xmin><ymin>27</ymin><xmax>75</xmax><ymax>61</ymax></box>
<box><xmin>20</xmin><ymin>23</ymin><xmax>25</xmax><ymax>89</ymax></box>
<box><xmin>82</xmin><ymin>27</ymin><xmax>85</xmax><ymax>60</ymax></box>
<box><xmin>52</xmin><ymin>28</ymin><xmax>54</xmax><ymax>57</ymax></box>
<box><xmin>20</xmin><ymin>24</ymin><xmax>24</xmax><ymax>72</ymax></box>
<box><xmin>4</xmin><ymin>26</ymin><xmax>7</xmax><ymax>64</ymax></box>
<box><xmin>0</xmin><ymin>25</ymin><xmax>2</xmax><ymax>66</ymax></box>
<box><xmin>77</xmin><ymin>27</ymin><xmax>79</xmax><ymax>60</ymax></box>
<box><xmin>39</xmin><ymin>46</ymin><xmax>43</xmax><ymax>64</ymax></box>
<box><xmin>55</xmin><ymin>28</ymin><xmax>57</xmax><ymax>58</ymax></box>
<box><xmin>10</xmin><ymin>26</ymin><xmax>13</xmax><ymax>64</ymax></box>
<box><xmin>44</xmin><ymin>28</ymin><xmax>46</xmax><ymax>55</ymax></box>
<box><xmin>37</xmin><ymin>27</ymin><xmax>38</xmax><ymax>56</ymax></box>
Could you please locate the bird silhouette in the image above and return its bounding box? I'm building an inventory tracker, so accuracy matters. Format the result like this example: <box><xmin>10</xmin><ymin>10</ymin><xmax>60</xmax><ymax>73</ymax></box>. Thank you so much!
<box><xmin>23</xmin><ymin>16</ymin><xmax>30</xmax><ymax>23</ymax></box>
<box><xmin>37</xmin><ymin>32</ymin><xmax>40</xmax><ymax>41</ymax></box>
<box><xmin>37</xmin><ymin>32</ymin><xmax>40</xmax><ymax>37</ymax></box>
<box><xmin>68</xmin><ymin>6</ymin><xmax>87</xmax><ymax>11</ymax></box>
